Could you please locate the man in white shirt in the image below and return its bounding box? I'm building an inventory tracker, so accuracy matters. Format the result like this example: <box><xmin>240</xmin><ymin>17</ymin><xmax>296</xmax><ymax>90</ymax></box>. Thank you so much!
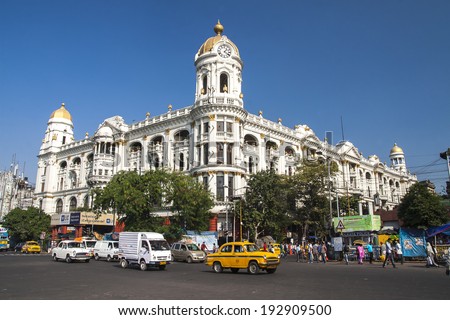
<box><xmin>382</xmin><ymin>240</ymin><xmax>396</xmax><ymax>268</ymax></box>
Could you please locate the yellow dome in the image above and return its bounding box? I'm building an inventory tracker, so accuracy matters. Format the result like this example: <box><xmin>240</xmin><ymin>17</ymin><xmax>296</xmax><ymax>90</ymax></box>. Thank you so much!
<box><xmin>197</xmin><ymin>20</ymin><xmax>240</xmax><ymax>57</ymax></box>
<box><xmin>390</xmin><ymin>143</ymin><xmax>404</xmax><ymax>154</ymax></box>
<box><xmin>50</xmin><ymin>103</ymin><xmax>72</xmax><ymax>121</ymax></box>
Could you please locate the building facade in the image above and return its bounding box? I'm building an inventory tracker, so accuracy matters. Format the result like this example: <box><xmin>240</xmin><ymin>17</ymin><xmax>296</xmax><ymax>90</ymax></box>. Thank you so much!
<box><xmin>0</xmin><ymin>166</ymin><xmax>34</xmax><ymax>220</ymax></box>
<box><xmin>33</xmin><ymin>21</ymin><xmax>417</xmax><ymax>233</ymax></box>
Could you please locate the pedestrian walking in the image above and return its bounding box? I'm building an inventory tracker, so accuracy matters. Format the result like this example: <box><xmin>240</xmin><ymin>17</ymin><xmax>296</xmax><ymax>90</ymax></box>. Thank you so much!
<box><xmin>357</xmin><ymin>244</ymin><xmax>364</xmax><ymax>264</ymax></box>
<box><xmin>366</xmin><ymin>242</ymin><xmax>373</xmax><ymax>264</ymax></box>
<box><xmin>308</xmin><ymin>243</ymin><xmax>314</xmax><ymax>263</ymax></box>
<box><xmin>380</xmin><ymin>241</ymin><xmax>386</xmax><ymax>262</ymax></box>
<box><xmin>445</xmin><ymin>249</ymin><xmax>450</xmax><ymax>276</ymax></box>
<box><xmin>313</xmin><ymin>243</ymin><xmax>319</xmax><ymax>263</ymax></box>
<box><xmin>426</xmin><ymin>242</ymin><xmax>439</xmax><ymax>267</ymax></box>
<box><xmin>394</xmin><ymin>240</ymin><xmax>403</xmax><ymax>264</ymax></box>
<box><xmin>382</xmin><ymin>240</ymin><xmax>396</xmax><ymax>268</ymax></box>
<box><xmin>343</xmin><ymin>242</ymin><xmax>350</xmax><ymax>265</ymax></box>
<box><xmin>320</xmin><ymin>242</ymin><xmax>327</xmax><ymax>264</ymax></box>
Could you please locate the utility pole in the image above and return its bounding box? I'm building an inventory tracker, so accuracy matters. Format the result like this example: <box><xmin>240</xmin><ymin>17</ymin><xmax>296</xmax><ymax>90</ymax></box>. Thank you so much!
<box><xmin>440</xmin><ymin>148</ymin><xmax>450</xmax><ymax>195</ymax></box>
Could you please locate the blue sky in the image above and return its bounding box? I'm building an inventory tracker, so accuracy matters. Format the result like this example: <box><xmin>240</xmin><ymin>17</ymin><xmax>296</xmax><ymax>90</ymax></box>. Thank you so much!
<box><xmin>1</xmin><ymin>0</ymin><xmax>449</xmax><ymax>193</ymax></box>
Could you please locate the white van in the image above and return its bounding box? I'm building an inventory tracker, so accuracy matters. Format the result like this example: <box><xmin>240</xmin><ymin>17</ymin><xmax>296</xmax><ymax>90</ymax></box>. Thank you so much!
<box><xmin>93</xmin><ymin>240</ymin><xmax>119</xmax><ymax>262</ymax></box>
<box><xmin>118</xmin><ymin>232</ymin><xmax>171</xmax><ymax>271</ymax></box>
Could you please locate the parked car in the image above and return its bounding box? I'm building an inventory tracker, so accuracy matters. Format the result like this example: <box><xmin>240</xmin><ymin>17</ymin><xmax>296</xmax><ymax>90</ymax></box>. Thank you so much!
<box><xmin>14</xmin><ymin>242</ymin><xmax>25</xmax><ymax>252</ymax></box>
<box><xmin>171</xmin><ymin>242</ymin><xmax>206</xmax><ymax>263</ymax></box>
<box><xmin>51</xmin><ymin>240</ymin><xmax>91</xmax><ymax>263</ymax></box>
<box><xmin>21</xmin><ymin>241</ymin><xmax>41</xmax><ymax>254</ymax></box>
<box><xmin>93</xmin><ymin>240</ymin><xmax>119</xmax><ymax>261</ymax></box>
<box><xmin>205</xmin><ymin>241</ymin><xmax>281</xmax><ymax>274</ymax></box>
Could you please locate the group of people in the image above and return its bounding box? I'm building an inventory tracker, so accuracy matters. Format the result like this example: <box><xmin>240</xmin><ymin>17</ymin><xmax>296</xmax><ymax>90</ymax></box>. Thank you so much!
<box><xmin>280</xmin><ymin>241</ymin><xmax>328</xmax><ymax>264</ymax></box>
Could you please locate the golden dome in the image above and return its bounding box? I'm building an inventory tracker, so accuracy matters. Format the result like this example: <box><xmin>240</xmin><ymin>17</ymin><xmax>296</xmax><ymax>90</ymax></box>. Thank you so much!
<box><xmin>50</xmin><ymin>103</ymin><xmax>72</xmax><ymax>121</ymax></box>
<box><xmin>197</xmin><ymin>20</ymin><xmax>240</xmax><ymax>57</ymax></box>
<box><xmin>390</xmin><ymin>143</ymin><xmax>404</xmax><ymax>154</ymax></box>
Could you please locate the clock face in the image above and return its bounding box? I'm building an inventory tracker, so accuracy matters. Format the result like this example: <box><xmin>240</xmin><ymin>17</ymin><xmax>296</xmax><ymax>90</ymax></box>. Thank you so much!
<box><xmin>217</xmin><ymin>45</ymin><xmax>231</xmax><ymax>58</ymax></box>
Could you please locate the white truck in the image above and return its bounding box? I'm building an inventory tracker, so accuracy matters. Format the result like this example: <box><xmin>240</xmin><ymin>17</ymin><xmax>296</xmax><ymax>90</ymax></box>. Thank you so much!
<box><xmin>118</xmin><ymin>232</ymin><xmax>171</xmax><ymax>271</ymax></box>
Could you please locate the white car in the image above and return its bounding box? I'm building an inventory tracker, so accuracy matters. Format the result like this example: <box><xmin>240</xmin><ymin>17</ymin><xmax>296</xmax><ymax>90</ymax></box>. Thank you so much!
<box><xmin>51</xmin><ymin>240</ymin><xmax>91</xmax><ymax>263</ymax></box>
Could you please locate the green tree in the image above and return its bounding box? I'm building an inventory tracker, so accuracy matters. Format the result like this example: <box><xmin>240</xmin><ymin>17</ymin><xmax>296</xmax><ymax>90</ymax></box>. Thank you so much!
<box><xmin>3</xmin><ymin>207</ymin><xmax>51</xmax><ymax>242</ymax></box>
<box><xmin>93</xmin><ymin>170</ymin><xmax>214</xmax><ymax>233</ymax></box>
<box><xmin>287</xmin><ymin>160</ymin><xmax>332</xmax><ymax>241</ymax></box>
<box><xmin>93</xmin><ymin>170</ymin><xmax>165</xmax><ymax>231</ymax></box>
<box><xmin>166</xmin><ymin>172</ymin><xmax>214</xmax><ymax>231</ymax></box>
<box><xmin>398</xmin><ymin>183</ymin><xmax>448</xmax><ymax>228</ymax></box>
<box><xmin>243</xmin><ymin>170</ymin><xmax>289</xmax><ymax>241</ymax></box>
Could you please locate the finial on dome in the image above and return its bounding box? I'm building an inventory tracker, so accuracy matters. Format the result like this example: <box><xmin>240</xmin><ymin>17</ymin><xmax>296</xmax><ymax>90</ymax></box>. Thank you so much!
<box><xmin>214</xmin><ymin>20</ymin><xmax>224</xmax><ymax>35</ymax></box>
<box><xmin>168</xmin><ymin>104</ymin><xmax>172</xmax><ymax>111</ymax></box>
<box><xmin>61</xmin><ymin>102</ymin><xmax>65</xmax><ymax>108</ymax></box>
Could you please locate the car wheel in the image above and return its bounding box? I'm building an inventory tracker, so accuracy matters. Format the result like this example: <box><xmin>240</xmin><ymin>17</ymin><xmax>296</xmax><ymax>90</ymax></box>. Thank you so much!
<box><xmin>186</xmin><ymin>256</ymin><xmax>193</xmax><ymax>264</ymax></box>
<box><xmin>84</xmin><ymin>259</ymin><xmax>90</xmax><ymax>263</ymax></box>
<box><xmin>53</xmin><ymin>254</ymin><xmax>58</xmax><ymax>261</ymax></box>
<box><xmin>171</xmin><ymin>255</ymin><xmax>175</xmax><ymax>262</ymax></box>
<box><xmin>213</xmin><ymin>262</ymin><xmax>223</xmax><ymax>273</ymax></box>
<box><xmin>266</xmin><ymin>268</ymin><xmax>277</xmax><ymax>274</ymax></box>
<box><xmin>139</xmin><ymin>260</ymin><xmax>147</xmax><ymax>271</ymax></box>
<box><xmin>94</xmin><ymin>254</ymin><xmax>100</xmax><ymax>261</ymax></box>
<box><xmin>120</xmin><ymin>259</ymin><xmax>128</xmax><ymax>269</ymax></box>
<box><xmin>231</xmin><ymin>268</ymin><xmax>239</xmax><ymax>273</ymax></box>
<box><xmin>247</xmin><ymin>261</ymin><xmax>259</xmax><ymax>275</ymax></box>
<box><xmin>106</xmin><ymin>255</ymin><xmax>112</xmax><ymax>262</ymax></box>
<box><xmin>159</xmin><ymin>265</ymin><xmax>166</xmax><ymax>270</ymax></box>
<box><xmin>65</xmin><ymin>255</ymin><xmax>72</xmax><ymax>263</ymax></box>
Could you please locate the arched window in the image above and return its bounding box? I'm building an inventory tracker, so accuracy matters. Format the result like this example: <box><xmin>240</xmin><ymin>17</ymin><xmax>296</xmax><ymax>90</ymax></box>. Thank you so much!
<box><xmin>203</xmin><ymin>144</ymin><xmax>209</xmax><ymax>165</ymax></box>
<box><xmin>83</xmin><ymin>195</ymin><xmax>89</xmax><ymax>209</ymax></box>
<box><xmin>69</xmin><ymin>197</ymin><xmax>77</xmax><ymax>211</ymax></box>
<box><xmin>56</xmin><ymin>199</ymin><xmax>63</xmax><ymax>213</ymax></box>
<box><xmin>220</xmin><ymin>73</ymin><xmax>228</xmax><ymax>93</ymax></box>
<box><xmin>227</xmin><ymin>144</ymin><xmax>233</xmax><ymax>164</ymax></box>
<box><xmin>179</xmin><ymin>153</ymin><xmax>184</xmax><ymax>171</ymax></box>
<box><xmin>202</xmin><ymin>76</ymin><xmax>207</xmax><ymax>95</ymax></box>
<box><xmin>249</xmin><ymin>156</ymin><xmax>254</xmax><ymax>174</ymax></box>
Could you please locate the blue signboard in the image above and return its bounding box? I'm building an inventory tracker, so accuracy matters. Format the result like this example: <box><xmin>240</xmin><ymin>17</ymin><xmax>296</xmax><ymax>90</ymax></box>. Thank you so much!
<box><xmin>399</xmin><ymin>228</ymin><xmax>427</xmax><ymax>257</ymax></box>
<box><xmin>70</xmin><ymin>212</ymin><xmax>81</xmax><ymax>225</ymax></box>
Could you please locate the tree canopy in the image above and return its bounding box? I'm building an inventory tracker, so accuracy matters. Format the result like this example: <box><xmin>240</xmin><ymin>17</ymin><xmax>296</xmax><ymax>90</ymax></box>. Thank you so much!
<box><xmin>93</xmin><ymin>170</ymin><xmax>214</xmax><ymax>232</ymax></box>
<box><xmin>3</xmin><ymin>207</ymin><xmax>51</xmax><ymax>242</ymax></box>
<box><xmin>242</xmin><ymin>170</ymin><xmax>289</xmax><ymax>241</ymax></box>
<box><xmin>398</xmin><ymin>183</ymin><xmax>448</xmax><ymax>228</ymax></box>
<box><xmin>286</xmin><ymin>160</ymin><xmax>331</xmax><ymax>241</ymax></box>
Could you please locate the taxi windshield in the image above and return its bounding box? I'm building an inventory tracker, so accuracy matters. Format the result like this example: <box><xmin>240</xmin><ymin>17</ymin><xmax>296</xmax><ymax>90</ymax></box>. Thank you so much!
<box><xmin>244</xmin><ymin>244</ymin><xmax>259</xmax><ymax>252</ymax></box>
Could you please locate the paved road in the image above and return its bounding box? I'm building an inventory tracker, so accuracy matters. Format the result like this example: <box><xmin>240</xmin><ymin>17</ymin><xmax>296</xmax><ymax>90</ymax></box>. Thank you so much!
<box><xmin>0</xmin><ymin>252</ymin><xmax>448</xmax><ymax>300</ymax></box>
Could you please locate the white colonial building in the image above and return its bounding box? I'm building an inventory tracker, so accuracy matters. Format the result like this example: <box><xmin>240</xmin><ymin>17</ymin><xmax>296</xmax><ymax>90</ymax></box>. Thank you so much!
<box><xmin>34</xmin><ymin>21</ymin><xmax>417</xmax><ymax>232</ymax></box>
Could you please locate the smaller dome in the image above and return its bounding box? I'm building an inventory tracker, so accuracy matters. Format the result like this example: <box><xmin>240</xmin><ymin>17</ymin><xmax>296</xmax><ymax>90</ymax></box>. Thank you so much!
<box><xmin>50</xmin><ymin>103</ymin><xmax>72</xmax><ymax>121</ymax></box>
<box><xmin>197</xmin><ymin>20</ymin><xmax>240</xmax><ymax>57</ymax></box>
<box><xmin>95</xmin><ymin>126</ymin><xmax>113</xmax><ymax>137</ymax></box>
<box><xmin>390</xmin><ymin>143</ymin><xmax>404</xmax><ymax>155</ymax></box>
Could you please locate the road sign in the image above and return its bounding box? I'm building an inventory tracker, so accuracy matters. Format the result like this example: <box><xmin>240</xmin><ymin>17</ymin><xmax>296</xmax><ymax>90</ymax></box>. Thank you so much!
<box><xmin>336</xmin><ymin>220</ymin><xmax>345</xmax><ymax>230</ymax></box>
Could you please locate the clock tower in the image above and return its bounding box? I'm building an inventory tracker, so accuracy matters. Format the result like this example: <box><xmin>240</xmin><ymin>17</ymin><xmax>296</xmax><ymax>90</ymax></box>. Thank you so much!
<box><xmin>194</xmin><ymin>20</ymin><xmax>244</xmax><ymax>106</ymax></box>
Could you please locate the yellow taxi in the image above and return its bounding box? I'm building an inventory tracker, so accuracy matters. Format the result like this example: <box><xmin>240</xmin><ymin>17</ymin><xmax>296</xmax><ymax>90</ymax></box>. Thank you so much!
<box><xmin>21</xmin><ymin>241</ymin><xmax>41</xmax><ymax>254</ymax></box>
<box><xmin>205</xmin><ymin>241</ymin><xmax>281</xmax><ymax>274</ymax></box>
<box><xmin>261</xmin><ymin>243</ymin><xmax>281</xmax><ymax>255</ymax></box>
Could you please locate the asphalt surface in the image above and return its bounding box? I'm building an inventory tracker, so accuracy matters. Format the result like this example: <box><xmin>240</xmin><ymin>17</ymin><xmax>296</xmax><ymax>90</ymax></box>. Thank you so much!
<box><xmin>0</xmin><ymin>252</ymin><xmax>449</xmax><ymax>300</ymax></box>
